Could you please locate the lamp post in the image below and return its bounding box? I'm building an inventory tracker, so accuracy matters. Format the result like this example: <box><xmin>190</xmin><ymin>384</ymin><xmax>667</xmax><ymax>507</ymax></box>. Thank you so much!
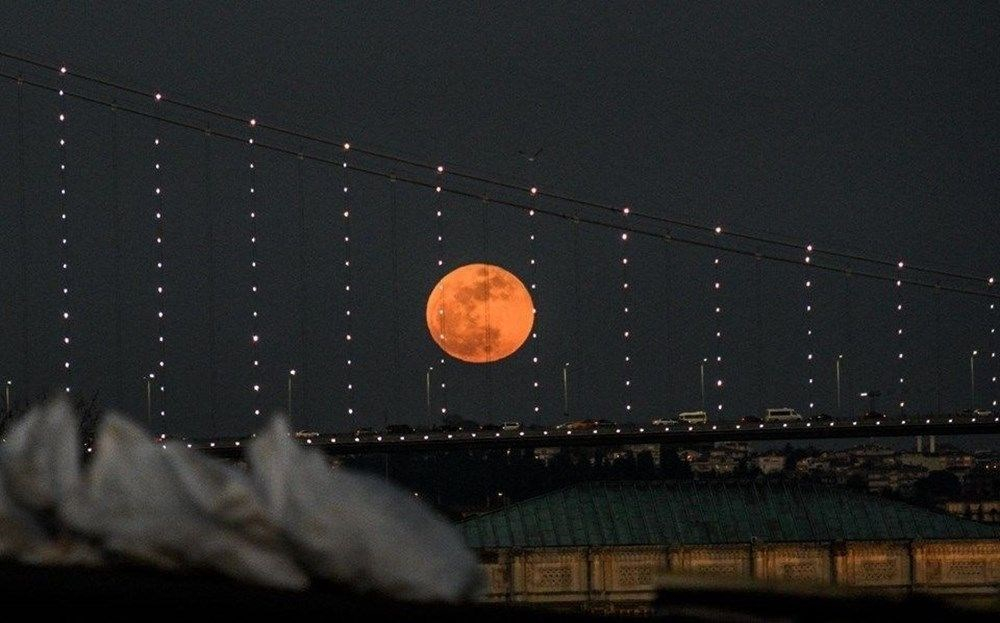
<box><xmin>425</xmin><ymin>366</ymin><xmax>433</xmax><ymax>424</ymax></box>
<box><xmin>699</xmin><ymin>358</ymin><xmax>707</xmax><ymax>412</ymax></box>
<box><xmin>562</xmin><ymin>363</ymin><xmax>569</xmax><ymax>415</ymax></box>
<box><xmin>836</xmin><ymin>355</ymin><xmax>843</xmax><ymax>418</ymax></box>
<box><xmin>146</xmin><ymin>373</ymin><xmax>155</xmax><ymax>428</ymax></box>
<box><xmin>287</xmin><ymin>369</ymin><xmax>296</xmax><ymax>418</ymax></box>
<box><xmin>4</xmin><ymin>380</ymin><xmax>10</xmax><ymax>413</ymax></box>
<box><xmin>859</xmin><ymin>389</ymin><xmax>880</xmax><ymax>415</ymax></box>
<box><xmin>971</xmin><ymin>350</ymin><xmax>978</xmax><ymax>407</ymax></box>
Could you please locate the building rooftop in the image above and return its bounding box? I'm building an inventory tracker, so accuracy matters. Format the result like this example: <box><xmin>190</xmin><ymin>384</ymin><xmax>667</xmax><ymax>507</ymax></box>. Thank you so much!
<box><xmin>462</xmin><ymin>480</ymin><xmax>1000</xmax><ymax>548</ymax></box>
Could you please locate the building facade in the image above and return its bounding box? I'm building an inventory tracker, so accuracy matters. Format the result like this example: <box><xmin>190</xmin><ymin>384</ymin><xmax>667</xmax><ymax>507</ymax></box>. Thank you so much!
<box><xmin>463</xmin><ymin>481</ymin><xmax>1000</xmax><ymax>611</ymax></box>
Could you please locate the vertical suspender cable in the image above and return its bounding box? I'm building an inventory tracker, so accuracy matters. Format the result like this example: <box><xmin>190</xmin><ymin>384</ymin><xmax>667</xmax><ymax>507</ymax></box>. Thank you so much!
<box><xmin>433</xmin><ymin>180</ymin><xmax>448</xmax><ymax>419</ymax></box>
<box><xmin>204</xmin><ymin>127</ymin><xmax>218</xmax><ymax>435</ymax></box>
<box><xmin>342</xmin><ymin>145</ymin><xmax>355</xmax><ymax>424</ymax></box>
<box><xmin>391</xmin><ymin>174</ymin><xmax>400</xmax><ymax>425</ymax></box>
<box><xmin>247</xmin><ymin>119</ymin><xmax>261</xmax><ymax>418</ymax></box>
<box><xmin>111</xmin><ymin>102</ymin><xmax>124</xmax><ymax>411</ymax></box>
<box><xmin>296</xmin><ymin>151</ymin><xmax>308</xmax><ymax>421</ymax></box>
<box><xmin>17</xmin><ymin>75</ymin><xmax>29</xmax><ymax>403</ymax></box>
<box><xmin>56</xmin><ymin>66</ymin><xmax>72</xmax><ymax>396</ymax></box>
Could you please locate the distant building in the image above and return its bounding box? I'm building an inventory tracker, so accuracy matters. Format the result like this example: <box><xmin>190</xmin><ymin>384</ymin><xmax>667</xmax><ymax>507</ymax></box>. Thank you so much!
<box><xmin>755</xmin><ymin>453</ymin><xmax>786</xmax><ymax>474</ymax></box>
<box><xmin>532</xmin><ymin>447</ymin><xmax>560</xmax><ymax>464</ymax></box>
<box><xmin>941</xmin><ymin>500</ymin><xmax>1000</xmax><ymax>524</ymax></box>
<box><xmin>463</xmin><ymin>481</ymin><xmax>1000</xmax><ymax>611</ymax></box>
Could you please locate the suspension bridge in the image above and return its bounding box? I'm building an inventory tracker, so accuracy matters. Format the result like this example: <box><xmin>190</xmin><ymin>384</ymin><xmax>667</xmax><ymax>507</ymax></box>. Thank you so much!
<box><xmin>1</xmin><ymin>51</ymin><xmax>998</xmax><ymax>443</ymax></box>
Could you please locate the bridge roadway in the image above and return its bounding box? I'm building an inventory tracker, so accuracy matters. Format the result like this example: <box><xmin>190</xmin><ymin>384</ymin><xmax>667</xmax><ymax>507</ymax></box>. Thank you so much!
<box><xmin>195</xmin><ymin>413</ymin><xmax>1000</xmax><ymax>459</ymax></box>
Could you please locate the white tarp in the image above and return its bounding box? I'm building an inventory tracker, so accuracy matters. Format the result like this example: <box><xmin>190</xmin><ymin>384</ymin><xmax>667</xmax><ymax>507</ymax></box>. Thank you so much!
<box><xmin>0</xmin><ymin>400</ymin><xmax>482</xmax><ymax>601</ymax></box>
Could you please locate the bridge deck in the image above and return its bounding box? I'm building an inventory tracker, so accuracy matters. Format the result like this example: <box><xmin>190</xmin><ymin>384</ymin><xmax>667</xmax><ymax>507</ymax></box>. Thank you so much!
<box><xmin>195</xmin><ymin>415</ymin><xmax>1000</xmax><ymax>458</ymax></box>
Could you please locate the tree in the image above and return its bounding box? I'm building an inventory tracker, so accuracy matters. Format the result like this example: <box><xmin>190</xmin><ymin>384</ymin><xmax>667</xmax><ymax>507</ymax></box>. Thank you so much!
<box><xmin>914</xmin><ymin>470</ymin><xmax>961</xmax><ymax>505</ymax></box>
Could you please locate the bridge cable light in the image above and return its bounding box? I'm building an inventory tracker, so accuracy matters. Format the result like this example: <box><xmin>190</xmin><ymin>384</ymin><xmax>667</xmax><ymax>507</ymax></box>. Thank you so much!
<box><xmin>988</xmin><ymin>296</ymin><xmax>997</xmax><ymax>408</ymax></box>
<box><xmin>804</xmin><ymin>246</ymin><xmax>816</xmax><ymax>413</ymax></box>
<box><xmin>56</xmin><ymin>67</ymin><xmax>73</xmax><ymax>394</ymax></box>
<box><xmin>152</xmin><ymin>107</ymin><xmax>168</xmax><ymax>429</ymax></box>
<box><xmin>895</xmin><ymin>261</ymin><xmax>906</xmax><ymax>412</ymax></box>
<box><xmin>528</xmin><ymin>189</ymin><xmax>541</xmax><ymax>421</ymax></box>
<box><xmin>247</xmin><ymin>119</ymin><xmax>262</xmax><ymax>417</ymax></box>
<box><xmin>433</xmin><ymin>169</ymin><xmax>448</xmax><ymax>416</ymax></box>
<box><xmin>621</xmin><ymin>211</ymin><xmax>632</xmax><ymax>416</ymax></box>
<box><xmin>712</xmin><ymin>250</ymin><xmax>724</xmax><ymax>416</ymax></box>
<box><xmin>342</xmin><ymin>146</ymin><xmax>355</xmax><ymax>420</ymax></box>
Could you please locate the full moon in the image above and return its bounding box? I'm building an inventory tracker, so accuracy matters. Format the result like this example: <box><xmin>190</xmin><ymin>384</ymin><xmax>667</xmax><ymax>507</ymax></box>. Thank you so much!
<box><xmin>426</xmin><ymin>263</ymin><xmax>535</xmax><ymax>364</ymax></box>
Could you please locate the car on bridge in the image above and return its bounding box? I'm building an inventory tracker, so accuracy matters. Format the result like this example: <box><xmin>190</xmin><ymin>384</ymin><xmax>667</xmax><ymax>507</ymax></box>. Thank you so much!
<box><xmin>556</xmin><ymin>419</ymin><xmax>597</xmax><ymax>431</ymax></box>
<box><xmin>861</xmin><ymin>410</ymin><xmax>885</xmax><ymax>421</ymax></box>
<box><xmin>384</xmin><ymin>424</ymin><xmax>415</xmax><ymax>435</ymax></box>
<box><xmin>739</xmin><ymin>415</ymin><xmax>762</xmax><ymax>424</ymax></box>
<box><xmin>764</xmin><ymin>408</ymin><xmax>803</xmax><ymax>423</ymax></box>
<box><xmin>810</xmin><ymin>413</ymin><xmax>835</xmax><ymax>423</ymax></box>
<box><xmin>294</xmin><ymin>430</ymin><xmax>319</xmax><ymax>439</ymax></box>
<box><xmin>501</xmin><ymin>421</ymin><xmax>522</xmax><ymax>431</ymax></box>
<box><xmin>960</xmin><ymin>408</ymin><xmax>994</xmax><ymax>418</ymax></box>
<box><xmin>652</xmin><ymin>417</ymin><xmax>678</xmax><ymax>426</ymax></box>
<box><xmin>354</xmin><ymin>426</ymin><xmax>376</xmax><ymax>437</ymax></box>
<box><xmin>677</xmin><ymin>411</ymin><xmax>708</xmax><ymax>425</ymax></box>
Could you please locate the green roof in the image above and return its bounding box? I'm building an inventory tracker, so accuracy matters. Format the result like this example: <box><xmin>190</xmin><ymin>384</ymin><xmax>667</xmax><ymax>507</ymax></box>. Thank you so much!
<box><xmin>462</xmin><ymin>481</ymin><xmax>1000</xmax><ymax>548</ymax></box>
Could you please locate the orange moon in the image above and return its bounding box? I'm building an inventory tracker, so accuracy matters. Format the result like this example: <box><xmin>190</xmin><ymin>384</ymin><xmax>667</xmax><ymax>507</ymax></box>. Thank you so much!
<box><xmin>426</xmin><ymin>263</ymin><xmax>534</xmax><ymax>364</ymax></box>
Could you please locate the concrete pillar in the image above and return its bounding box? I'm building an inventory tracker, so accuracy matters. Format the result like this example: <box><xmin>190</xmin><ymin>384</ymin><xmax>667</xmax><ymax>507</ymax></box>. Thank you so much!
<box><xmin>916</xmin><ymin>436</ymin><xmax>923</xmax><ymax>453</ymax></box>
<box><xmin>928</xmin><ymin>435</ymin><xmax>936</xmax><ymax>454</ymax></box>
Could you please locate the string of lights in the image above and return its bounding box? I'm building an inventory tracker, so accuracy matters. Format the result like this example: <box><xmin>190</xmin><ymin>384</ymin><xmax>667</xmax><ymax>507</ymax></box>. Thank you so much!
<box><xmin>804</xmin><ymin>245</ymin><xmax>816</xmax><ymax>413</ymax></box>
<box><xmin>1</xmin><ymin>51</ymin><xmax>992</xmax><ymax>288</ymax></box>
<box><xmin>711</xmin><ymin>240</ymin><xmax>724</xmax><ymax>417</ymax></box>
<box><xmin>621</xmin><ymin>208</ymin><xmax>632</xmax><ymax>417</ymax></box>
<box><xmin>987</xmin><ymin>296</ymin><xmax>997</xmax><ymax>410</ymax></box>
<box><xmin>982</xmin><ymin>278</ymin><xmax>998</xmax><ymax>410</ymax></box>
<box><xmin>247</xmin><ymin>118</ymin><xmax>261</xmax><ymax>418</ymax></box>
<box><xmin>56</xmin><ymin>66</ymin><xmax>72</xmax><ymax>394</ymax></box>
<box><xmin>895</xmin><ymin>261</ymin><xmax>906</xmax><ymax>413</ymax></box>
<box><xmin>433</xmin><ymin>172</ymin><xmax>448</xmax><ymax>418</ymax></box>
<box><xmin>528</xmin><ymin>188</ymin><xmax>540</xmax><ymax>421</ymax></box>
<box><xmin>342</xmin><ymin>144</ymin><xmax>355</xmax><ymax>421</ymax></box>
<box><xmin>152</xmin><ymin>108</ymin><xmax>167</xmax><ymax>427</ymax></box>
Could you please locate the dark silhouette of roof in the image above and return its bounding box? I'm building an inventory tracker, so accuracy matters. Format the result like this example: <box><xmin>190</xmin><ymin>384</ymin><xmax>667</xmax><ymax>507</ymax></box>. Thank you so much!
<box><xmin>462</xmin><ymin>480</ymin><xmax>1000</xmax><ymax>548</ymax></box>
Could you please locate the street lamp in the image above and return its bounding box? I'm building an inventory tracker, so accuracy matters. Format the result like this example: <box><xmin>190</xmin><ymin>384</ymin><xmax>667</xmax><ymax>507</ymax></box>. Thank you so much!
<box><xmin>835</xmin><ymin>355</ymin><xmax>843</xmax><ymax>418</ymax></box>
<box><xmin>699</xmin><ymin>358</ymin><xmax>707</xmax><ymax>412</ymax></box>
<box><xmin>859</xmin><ymin>389</ymin><xmax>880</xmax><ymax>415</ymax></box>
<box><xmin>287</xmin><ymin>369</ymin><xmax>296</xmax><ymax>418</ymax></box>
<box><xmin>562</xmin><ymin>363</ymin><xmax>570</xmax><ymax>416</ymax></box>
<box><xmin>971</xmin><ymin>350</ymin><xmax>978</xmax><ymax>407</ymax></box>
<box><xmin>4</xmin><ymin>380</ymin><xmax>11</xmax><ymax>414</ymax></box>
<box><xmin>425</xmin><ymin>366</ymin><xmax>433</xmax><ymax>424</ymax></box>
<box><xmin>146</xmin><ymin>373</ymin><xmax>155</xmax><ymax>428</ymax></box>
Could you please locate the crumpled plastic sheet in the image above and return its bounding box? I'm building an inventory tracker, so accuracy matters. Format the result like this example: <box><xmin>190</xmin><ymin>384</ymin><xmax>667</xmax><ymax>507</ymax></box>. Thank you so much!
<box><xmin>0</xmin><ymin>401</ymin><xmax>100</xmax><ymax>565</ymax></box>
<box><xmin>0</xmin><ymin>400</ymin><xmax>483</xmax><ymax>601</ymax></box>
<box><xmin>248</xmin><ymin>417</ymin><xmax>483</xmax><ymax>601</ymax></box>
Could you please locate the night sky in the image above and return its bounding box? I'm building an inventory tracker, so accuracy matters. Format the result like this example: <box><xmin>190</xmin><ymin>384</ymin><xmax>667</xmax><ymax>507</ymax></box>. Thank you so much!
<box><xmin>0</xmin><ymin>3</ymin><xmax>998</xmax><ymax>440</ymax></box>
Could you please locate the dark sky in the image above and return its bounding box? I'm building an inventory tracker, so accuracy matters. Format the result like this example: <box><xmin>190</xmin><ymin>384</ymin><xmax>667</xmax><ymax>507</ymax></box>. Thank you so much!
<box><xmin>1</xmin><ymin>3</ymin><xmax>998</xmax><ymax>440</ymax></box>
